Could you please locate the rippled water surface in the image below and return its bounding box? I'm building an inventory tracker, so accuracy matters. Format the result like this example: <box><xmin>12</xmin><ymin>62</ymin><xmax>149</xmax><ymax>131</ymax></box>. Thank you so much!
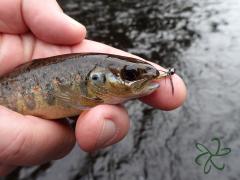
<box><xmin>3</xmin><ymin>0</ymin><xmax>240</xmax><ymax>179</ymax></box>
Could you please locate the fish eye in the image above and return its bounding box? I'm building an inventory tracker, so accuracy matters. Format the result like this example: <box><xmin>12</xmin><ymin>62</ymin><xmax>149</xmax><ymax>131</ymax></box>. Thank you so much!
<box><xmin>90</xmin><ymin>73</ymin><xmax>106</xmax><ymax>84</ymax></box>
<box><xmin>121</xmin><ymin>66</ymin><xmax>140</xmax><ymax>81</ymax></box>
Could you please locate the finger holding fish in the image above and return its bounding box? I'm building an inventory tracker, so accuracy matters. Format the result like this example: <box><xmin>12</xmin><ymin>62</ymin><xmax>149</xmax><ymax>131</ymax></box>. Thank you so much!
<box><xmin>76</xmin><ymin>104</ymin><xmax>129</xmax><ymax>152</ymax></box>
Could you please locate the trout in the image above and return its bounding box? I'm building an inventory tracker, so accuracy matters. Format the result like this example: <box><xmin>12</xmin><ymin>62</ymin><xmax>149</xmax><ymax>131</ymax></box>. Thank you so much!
<box><xmin>0</xmin><ymin>53</ymin><xmax>174</xmax><ymax>119</ymax></box>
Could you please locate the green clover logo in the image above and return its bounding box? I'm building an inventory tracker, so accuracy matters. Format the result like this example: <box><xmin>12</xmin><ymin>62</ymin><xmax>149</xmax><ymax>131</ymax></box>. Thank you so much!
<box><xmin>195</xmin><ymin>137</ymin><xmax>231</xmax><ymax>174</ymax></box>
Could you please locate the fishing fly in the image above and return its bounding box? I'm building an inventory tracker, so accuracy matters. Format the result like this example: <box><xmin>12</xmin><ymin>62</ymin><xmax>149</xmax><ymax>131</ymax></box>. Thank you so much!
<box><xmin>157</xmin><ymin>67</ymin><xmax>175</xmax><ymax>95</ymax></box>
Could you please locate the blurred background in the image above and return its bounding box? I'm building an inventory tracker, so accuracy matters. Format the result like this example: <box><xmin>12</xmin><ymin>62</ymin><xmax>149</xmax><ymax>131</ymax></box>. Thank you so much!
<box><xmin>3</xmin><ymin>0</ymin><xmax>240</xmax><ymax>179</ymax></box>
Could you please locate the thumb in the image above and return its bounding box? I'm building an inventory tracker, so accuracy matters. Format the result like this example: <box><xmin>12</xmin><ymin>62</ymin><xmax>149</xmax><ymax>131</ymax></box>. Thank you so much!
<box><xmin>76</xmin><ymin>105</ymin><xmax>130</xmax><ymax>152</ymax></box>
<box><xmin>22</xmin><ymin>0</ymin><xmax>86</xmax><ymax>45</ymax></box>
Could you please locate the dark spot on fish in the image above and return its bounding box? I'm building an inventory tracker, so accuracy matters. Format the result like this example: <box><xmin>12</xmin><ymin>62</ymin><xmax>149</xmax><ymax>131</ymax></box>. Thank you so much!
<box><xmin>44</xmin><ymin>83</ymin><xmax>56</xmax><ymax>105</ymax></box>
<box><xmin>33</xmin><ymin>74</ymin><xmax>40</xmax><ymax>86</ymax></box>
<box><xmin>55</xmin><ymin>77</ymin><xmax>64</xmax><ymax>84</ymax></box>
<box><xmin>22</xmin><ymin>93</ymin><xmax>36</xmax><ymax>110</ymax></box>
<box><xmin>45</xmin><ymin>94</ymin><xmax>56</xmax><ymax>105</ymax></box>
<box><xmin>42</xmin><ymin>72</ymin><xmax>47</xmax><ymax>79</ymax></box>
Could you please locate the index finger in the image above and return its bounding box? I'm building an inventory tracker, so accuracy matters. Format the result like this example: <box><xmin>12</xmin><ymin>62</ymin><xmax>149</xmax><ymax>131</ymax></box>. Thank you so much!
<box><xmin>71</xmin><ymin>39</ymin><xmax>187</xmax><ymax>110</ymax></box>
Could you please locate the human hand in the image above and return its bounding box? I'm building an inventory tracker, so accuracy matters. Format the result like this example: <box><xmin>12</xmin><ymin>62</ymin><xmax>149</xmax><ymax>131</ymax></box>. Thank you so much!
<box><xmin>0</xmin><ymin>0</ymin><xmax>187</xmax><ymax>176</ymax></box>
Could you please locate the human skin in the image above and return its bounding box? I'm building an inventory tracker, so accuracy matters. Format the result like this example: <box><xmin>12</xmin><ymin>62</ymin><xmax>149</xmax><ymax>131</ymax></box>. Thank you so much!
<box><xmin>0</xmin><ymin>0</ymin><xmax>187</xmax><ymax>176</ymax></box>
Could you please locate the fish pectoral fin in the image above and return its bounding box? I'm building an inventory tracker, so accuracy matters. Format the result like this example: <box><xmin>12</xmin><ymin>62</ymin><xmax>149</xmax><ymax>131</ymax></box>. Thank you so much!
<box><xmin>54</xmin><ymin>87</ymin><xmax>103</xmax><ymax>110</ymax></box>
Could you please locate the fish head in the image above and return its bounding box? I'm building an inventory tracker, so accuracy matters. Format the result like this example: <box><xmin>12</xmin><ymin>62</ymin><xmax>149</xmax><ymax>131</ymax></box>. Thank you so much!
<box><xmin>87</xmin><ymin>58</ymin><xmax>161</xmax><ymax>104</ymax></box>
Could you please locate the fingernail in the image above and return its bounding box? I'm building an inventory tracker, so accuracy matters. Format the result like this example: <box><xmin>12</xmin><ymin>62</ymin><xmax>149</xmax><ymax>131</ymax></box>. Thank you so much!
<box><xmin>96</xmin><ymin>120</ymin><xmax>116</xmax><ymax>149</ymax></box>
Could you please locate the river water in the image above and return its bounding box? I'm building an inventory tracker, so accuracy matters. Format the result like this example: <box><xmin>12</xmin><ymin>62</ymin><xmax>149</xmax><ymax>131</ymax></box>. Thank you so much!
<box><xmin>3</xmin><ymin>0</ymin><xmax>240</xmax><ymax>179</ymax></box>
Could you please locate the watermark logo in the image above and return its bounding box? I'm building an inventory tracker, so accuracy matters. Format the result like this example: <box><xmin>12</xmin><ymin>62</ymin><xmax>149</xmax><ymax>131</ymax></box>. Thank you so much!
<box><xmin>195</xmin><ymin>137</ymin><xmax>231</xmax><ymax>174</ymax></box>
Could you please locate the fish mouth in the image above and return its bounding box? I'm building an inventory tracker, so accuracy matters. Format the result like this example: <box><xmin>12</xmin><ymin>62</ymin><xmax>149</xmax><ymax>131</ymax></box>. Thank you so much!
<box><xmin>131</xmin><ymin>80</ymin><xmax>160</xmax><ymax>97</ymax></box>
<box><xmin>145</xmin><ymin>82</ymin><xmax>160</xmax><ymax>91</ymax></box>
<box><xmin>140</xmin><ymin>81</ymin><xmax>160</xmax><ymax>95</ymax></box>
